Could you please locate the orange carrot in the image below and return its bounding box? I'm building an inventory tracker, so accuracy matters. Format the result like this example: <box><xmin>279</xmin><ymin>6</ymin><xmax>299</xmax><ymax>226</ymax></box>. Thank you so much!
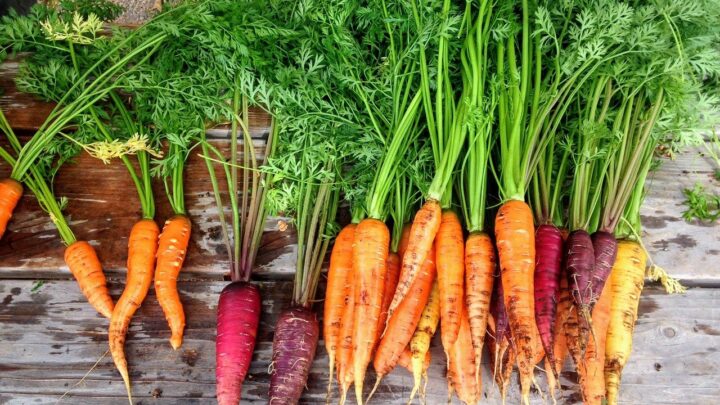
<box><xmin>64</xmin><ymin>241</ymin><xmax>114</xmax><ymax>319</ymax></box>
<box><xmin>494</xmin><ymin>199</ymin><xmax>538</xmax><ymax>404</ymax></box>
<box><xmin>546</xmin><ymin>270</ymin><xmax>572</xmax><ymax>401</ymax></box>
<box><xmin>337</xmin><ymin>262</ymin><xmax>356</xmax><ymax>405</ymax></box>
<box><xmin>351</xmin><ymin>218</ymin><xmax>390</xmax><ymax>405</ymax></box>
<box><xmin>397</xmin><ymin>223</ymin><xmax>412</xmax><ymax>259</ymax></box>
<box><xmin>373</xmin><ymin>243</ymin><xmax>436</xmax><ymax>379</ymax></box>
<box><xmin>109</xmin><ymin>219</ymin><xmax>159</xmax><ymax>401</ymax></box>
<box><xmin>376</xmin><ymin>251</ymin><xmax>401</xmax><ymax>345</ymax></box>
<box><xmin>436</xmin><ymin>210</ymin><xmax>465</xmax><ymax>352</ymax></box>
<box><xmin>464</xmin><ymin>231</ymin><xmax>495</xmax><ymax>385</ymax></box>
<box><xmin>447</xmin><ymin>306</ymin><xmax>479</xmax><ymax>405</ymax></box>
<box><xmin>579</xmin><ymin>276</ymin><xmax>613</xmax><ymax>404</ymax></box>
<box><xmin>324</xmin><ymin>223</ymin><xmax>356</xmax><ymax>398</ymax></box>
<box><xmin>155</xmin><ymin>215</ymin><xmax>192</xmax><ymax>349</ymax></box>
<box><xmin>388</xmin><ymin>200</ymin><xmax>441</xmax><ymax>320</ymax></box>
<box><xmin>0</xmin><ymin>178</ymin><xmax>22</xmax><ymax>239</ymax></box>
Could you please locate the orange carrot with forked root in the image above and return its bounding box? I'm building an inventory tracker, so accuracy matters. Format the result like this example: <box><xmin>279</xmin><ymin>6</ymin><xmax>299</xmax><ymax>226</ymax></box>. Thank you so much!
<box><xmin>465</xmin><ymin>232</ymin><xmax>495</xmax><ymax>385</ymax></box>
<box><xmin>109</xmin><ymin>219</ymin><xmax>159</xmax><ymax>402</ymax></box>
<box><xmin>155</xmin><ymin>214</ymin><xmax>192</xmax><ymax>349</ymax></box>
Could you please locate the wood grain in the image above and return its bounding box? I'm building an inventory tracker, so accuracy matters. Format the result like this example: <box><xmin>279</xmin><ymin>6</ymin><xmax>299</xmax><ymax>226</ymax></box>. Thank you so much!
<box><xmin>1</xmin><ymin>280</ymin><xmax>718</xmax><ymax>404</ymax></box>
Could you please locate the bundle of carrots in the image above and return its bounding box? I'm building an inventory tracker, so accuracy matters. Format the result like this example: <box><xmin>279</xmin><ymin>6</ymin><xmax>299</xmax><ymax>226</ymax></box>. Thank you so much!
<box><xmin>2</xmin><ymin>0</ymin><xmax>719</xmax><ymax>404</ymax></box>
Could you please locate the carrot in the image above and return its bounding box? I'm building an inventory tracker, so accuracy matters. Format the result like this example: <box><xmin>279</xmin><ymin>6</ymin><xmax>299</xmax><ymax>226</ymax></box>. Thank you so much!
<box><xmin>216</xmin><ymin>281</ymin><xmax>261</xmax><ymax>405</ymax></box>
<box><xmin>155</xmin><ymin>214</ymin><xmax>192</xmax><ymax>349</ymax></box>
<box><xmin>447</xmin><ymin>306</ymin><xmax>479</xmax><ymax>405</ymax></box>
<box><xmin>464</xmin><ymin>231</ymin><xmax>495</xmax><ymax>386</ymax></box>
<box><xmin>397</xmin><ymin>223</ymin><xmax>412</xmax><ymax>259</ymax></box>
<box><xmin>566</xmin><ymin>229</ymin><xmax>595</xmax><ymax>355</ymax></box>
<box><xmin>580</xmin><ymin>273</ymin><xmax>613</xmax><ymax>405</ymax></box>
<box><xmin>398</xmin><ymin>346</ymin><xmax>430</xmax><ymax>375</ymax></box>
<box><xmin>352</xmin><ymin>218</ymin><xmax>390</xmax><ymax>405</ymax></box>
<box><xmin>371</xmin><ymin>243</ymin><xmax>436</xmax><ymax>394</ymax></box>
<box><xmin>324</xmin><ymin>223</ymin><xmax>356</xmax><ymax>398</ymax></box>
<box><xmin>337</xmin><ymin>260</ymin><xmax>356</xmax><ymax>404</ymax></box>
<box><xmin>409</xmin><ymin>281</ymin><xmax>440</xmax><ymax>403</ymax></box>
<box><xmin>109</xmin><ymin>219</ymin><xmax>159</xmax><ymax>402</ymax></box>
<box><xmin>546</xmin><ymin>269</ymin><xmax>572</xmax><ymax>401</ymax></box>
<box><xmin>605</xmin><ymin>240</ymin><xmax>646</xmax><ymax>405</ymax></box>
<box><xmin>534</xmin><ymin>224</ymin><xmax>564</xmax><ymax>375</ymax></box>
<box><xmin>590</xmin><ymin>230</ymin><xmax>618</xmax><ymax>307</ymax></box>
<box><xmin>436</xmin><ymin>210</ymin><xmax>465</xmax><ymax>352</ymax></box>
<box><xmin>269</xmin><ymin>306</ymin><xmax>319</xmax><ymax>405</ymax></box>
<box><xmin>376</xmin><ymin>251</ymin><xmax>401</xmax><ymax>345</ymax></box>
<box><xmin>494</xmin><ymin>199</ymin><xmax>537</xmax><ymax>404</ymax></box>
<box><xmin>564</xmin><ymin>300</ymin><xmax>583</xmax><ymax>370</ymax></box>
<box><xmin>388</xmin><ymin>199</ymin><xmax>441</xmax><ymax>320</ymax></box>
<box><xmin>64</xmin><ymin>241</ymin><xmax>114</xmax><ymax>319</ymax></box>
<box><xmin>0</xmin><ymin>178</ymin><xmax>23</xmax><ymax>239</ymax></box>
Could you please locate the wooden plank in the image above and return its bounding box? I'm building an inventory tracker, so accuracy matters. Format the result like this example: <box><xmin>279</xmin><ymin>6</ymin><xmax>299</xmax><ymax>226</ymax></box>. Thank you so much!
<box><xmin>640</xmin><ymin>146</ymin><xmax>720</xmax><ymax>285</ymax></box>
<box><xmin>1</xmin><ymin>279</ymin><xmax>718</xmax><ymax>404</ymax></box>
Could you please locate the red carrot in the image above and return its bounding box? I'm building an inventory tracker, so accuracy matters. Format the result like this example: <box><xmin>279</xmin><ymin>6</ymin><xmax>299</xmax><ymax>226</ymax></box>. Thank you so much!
<box><xmin>215</xmin><ymin>282</ymin><xmax>261</xmax><ymax>405</ymax></box>
<box><xmin>534</xmin><ymin>224</ymin><xmax>564</xmax><ymax>377</ymax></box>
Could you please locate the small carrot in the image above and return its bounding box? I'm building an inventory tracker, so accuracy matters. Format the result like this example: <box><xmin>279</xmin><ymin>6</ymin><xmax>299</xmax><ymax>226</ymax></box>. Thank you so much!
<box><xmin>546</xmin><ymin>269</ymin><xmax>572</xmax><ymax>401</ymax></box>
<box><xmin>109</xmin><ymin>219</ymin><xmax>159</xmax><ymax>402</ymax></box>
<box><xmin>580</xmin><ymin>273</ymin><xmax>613</xmax><ymax>405</ymax></box>
<box><xmin>464</xmin><ymin>231</ymin><xmax>495</xmax><ymax>385</ymax></box>
<box><xmin>324</xmin><ymin>223</ymin><xmax>356</xmax><ymax>398</ymax></box>
<box><xmin>376</xmin><ymin>251</ymin><xmax>401</xmax><ymax>345</ymax></box>
<box><xmin>447</xmin><ymin>307</ymin><xmax>479</xmax><ymax>405</ymax></box>
<box><xmin>495</xmin><ymin>199</ymin><xmax>538</xmax><ymax>404</ymax></box>
<box><xmin>337</xmin><ymin>261</ymin><xmax>356</xmax><ymax>404</ymax></box>
<box><xmin>0</xmin><ymin>178</ymin><xmax>23</xmax><ymax>239</ymax></box>
<box><xmin>64</xmin><ymin>241</ymin><xmax>114</xmax><ymax>319</ymax></box>
<box><xmin>605</xmin><ymin>240</ymin><xmax>646</xmax><ymax>405</ymax></box>
<box><xmin>436</xmin><ymin>210</ymin><xmax>465</xmax><ymax>352</ymax></box>
<box><xmin>155</xmin><ymin>214</ymin><xmax>192</xmax><ymax>349</ymax></box>
<box><xmin>388</xmin><ymin>199</ymin><xmax>441</xmax><ymax>320</ymax></box>
<box><xmin>352</xmin><ymin>218</ymin><xmax>390</xmax><ymax>405</ymax></box>
<box><xmin>409</xmin><ymin>281</ymin><xmax>440</xmax><ymax>403</ymax></box>
<box><xmin>371</xmin><ymin>243</ymin><xmax>436</xmax><ymax>395</ymax></box>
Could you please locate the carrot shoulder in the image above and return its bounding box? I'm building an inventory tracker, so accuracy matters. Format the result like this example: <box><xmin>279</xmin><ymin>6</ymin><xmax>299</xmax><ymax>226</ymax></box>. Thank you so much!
<box><xmin>352</xmin><ymin>218</ymin><xmax>390</xmax><ymax>405</ymax></box>
<box><xmin>494</xmin><ymin>199</ymin><xmax>537</xmax><ymax>404</ymax></box>
<box><xmin>155</xmin><ymin>215</ymin><xmax>192</xmax><ymax>349</ymax></box>
<box><xmin>109</xmin><ymin>219</ymin><xmax>159</xmax><ymax>401</ymax></box>
<box><xmin>64</xmin><ymin>240</ymin><xmax>114</xmax><ymax>319</ymax></box>
<box><xmin>0</xmin><ymin>178</ymin><xmax>23</xmax><ymax>239</ymax></box>
<box><xmin>436</xmin><ymin>210</ymin><xmax>465</xmax><ymax>352</ymax></box>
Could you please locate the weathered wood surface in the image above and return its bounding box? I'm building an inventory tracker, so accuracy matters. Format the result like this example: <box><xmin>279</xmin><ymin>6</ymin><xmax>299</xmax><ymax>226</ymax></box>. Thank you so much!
<box><xmin>2</xmin><ymin>280</ymin><xmax>718</xmax><ymax>404</ymax></box>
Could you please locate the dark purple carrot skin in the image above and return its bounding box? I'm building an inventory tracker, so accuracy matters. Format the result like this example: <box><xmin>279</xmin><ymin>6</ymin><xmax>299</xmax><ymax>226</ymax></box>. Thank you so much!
<box><xmin>492</xmin><ymin>271</ymin><xmax>510</xmax><ymax>344</ymax></box>
<box><xmin>590</xmin><ymin>231</ymin><xmax>618</xmax><ymax>302</ymax></box>
<box><xmin>216</xmin><ymin>282</ymin><xmax>261</xmax><ymax>405</ymax></box>
<box><xmin>269</xmin><ymin>306</ymin><xmax>319</xmax><ymax>405</ymax></box>
<box><xmin>534</xmin><ymin>224</ymin><xmax>564</xmax><ymax>368</ymax></box>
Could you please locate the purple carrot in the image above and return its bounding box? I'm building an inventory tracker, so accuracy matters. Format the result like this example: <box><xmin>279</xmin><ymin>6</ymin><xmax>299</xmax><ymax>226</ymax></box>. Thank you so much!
<box><xmin>565</xmin><ymin>229</ymin><xmax>595</xmax><ymax>355</ymax></box>
<box><xmin>489</xmin><ymin>274</ymin><xmax>514</xmax><ymax>401</ymax></box>
<box><xmin>590</xmin><ymin>231</ymin><xmax>618</xmax><ymax>302</ymax></box>
<box><xmin>269</xmin><ymin>306</ymin><xmax>319</xmax><ymax>405</ymax></box>
<box><xmin>216</xmin><ymin>282</ymin><xmax>261</xmax><ymax>405</ymax></box>
<box><xmin>533</xmin><ymin>224</ymin><xmax>564</xmax><ymax>373</ymax></box>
